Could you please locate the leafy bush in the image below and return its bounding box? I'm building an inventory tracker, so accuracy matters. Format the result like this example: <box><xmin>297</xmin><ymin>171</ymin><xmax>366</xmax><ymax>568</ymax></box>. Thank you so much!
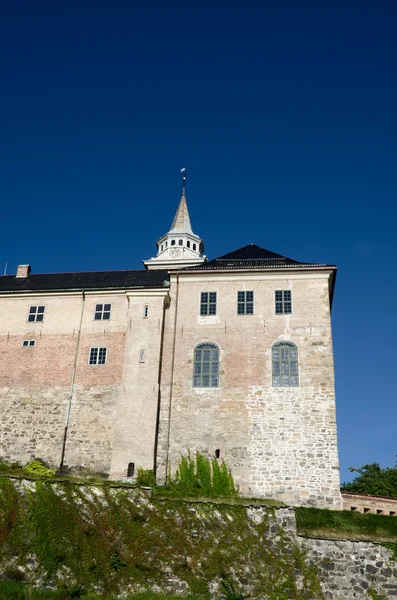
<box><xmin>165</xmin><ymin>452</ymin><xmax>238</xmax><ymax>497</ymax></box>
<box><xmin>219</xmin><ymin>578</ymin><xmax>249</xmax><ymax>600</ymax></box>
<box><xmin>135</xmin><ymin>468</ymin><xmax>156</xmax><ymax>487</ymax></box>
<box><xmin>341</xmin><ymin>459</ymin><xmax>397</xmax><ymax>498</ymax></box>
<box><xmin>24</xmin><ymin>459</ymin><xmax>57</xmax><ymax>478</ymax></box>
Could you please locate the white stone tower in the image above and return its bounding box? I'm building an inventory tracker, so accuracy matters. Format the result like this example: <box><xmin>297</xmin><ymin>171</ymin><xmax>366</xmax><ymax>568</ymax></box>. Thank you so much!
<box><xmin>144</xmin><ymin>177</ymin><xmax>206</xmax><ymax>270</ymax></box>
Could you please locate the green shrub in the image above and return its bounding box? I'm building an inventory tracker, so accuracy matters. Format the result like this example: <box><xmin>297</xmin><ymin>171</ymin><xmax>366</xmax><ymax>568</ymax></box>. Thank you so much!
<box><xmin>219</xmin><ymin>578</ymin><xmax>249</xmax><ymax>600</ymax></box>
<box><xmin>24</xmin><ymin>459</ymin><xmax>57</xmax><ymax>478</ymax></box>
<box><xmin>135</xmin><ymin>468</ymin><xmax>156</xmax><ymax>487</ymax></box>
<box><xmin>165</xmin><ymin>452</ymin><xmax>238</xmax><ymax>498</ymax></box>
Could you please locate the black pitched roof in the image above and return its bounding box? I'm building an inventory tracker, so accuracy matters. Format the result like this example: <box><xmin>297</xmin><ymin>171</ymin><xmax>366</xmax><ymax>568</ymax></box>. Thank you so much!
<box><xmin>183</xmin><ymin>244</ymin><xmax>335</xmax><ymax>271</ymax></box>
<box><xmin>0</xmin><ymin>270</ymin><xmax>169</xmax><ymax>293</ymax></box>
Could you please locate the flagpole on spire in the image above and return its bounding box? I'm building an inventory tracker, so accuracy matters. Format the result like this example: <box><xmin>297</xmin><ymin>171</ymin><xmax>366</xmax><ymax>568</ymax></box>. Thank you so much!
<box><xmin>180</xmin><ymin>167</ymin><xmax>187</xmax><ymax>194</ymax></box>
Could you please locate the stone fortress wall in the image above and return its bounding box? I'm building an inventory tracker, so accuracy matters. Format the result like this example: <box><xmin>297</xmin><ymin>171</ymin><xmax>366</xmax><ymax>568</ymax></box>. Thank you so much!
<box><xmin>0</xmin><ymin>252</ymin><xmax>342</xmax><ymax>509</ymax></box>
<box><xmin>0</xmin><ymin>289</ymin><xmax>168</xmax><ymax>475</ymax></box>
<box><xmin>156</xmin><ymin>269</ymin><xmax>341</xmax><ymax>508</ymax></box>
<box><xmin>342</xmin><ymin>492</ymin><xmax>397</xmax><ymax>516</ymax></box>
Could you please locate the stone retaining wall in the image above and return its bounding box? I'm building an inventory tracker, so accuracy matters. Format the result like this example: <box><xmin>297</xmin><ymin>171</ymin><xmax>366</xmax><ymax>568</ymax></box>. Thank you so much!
<box><xmin>342</xmin><ymin>492</ymin><xmax>397</xmax><ymax>516</ymax></box>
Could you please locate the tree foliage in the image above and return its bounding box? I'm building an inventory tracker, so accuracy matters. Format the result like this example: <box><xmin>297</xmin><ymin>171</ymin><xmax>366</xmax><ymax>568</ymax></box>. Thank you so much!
<box><xmin>341</xmin><ymin>459</ymin><xmax>397</xmax><ymax>498</ymax></box>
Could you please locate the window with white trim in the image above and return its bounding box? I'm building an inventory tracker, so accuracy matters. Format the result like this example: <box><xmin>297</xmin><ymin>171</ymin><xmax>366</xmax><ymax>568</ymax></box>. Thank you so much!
<box><xmin>89</xmin><ymin>347</ymin><xmax>107</xmax><ymax>365</ymax></box>
<box><xmin>143</xmin><ymin>305</ymin><xmax>149</xmax><ymax>318</ymax></box>
<box><xmin>200</xmin><ymin>292</ymin><xmax>217</xmax><ymax>316</ymax></box>
<box><xmin>94</xmin><ymin>304</ymin><xmax>111</xmax><ymax>320</ymax></box>
<box><xmin>237</xmin><ymin>291</ymin><xmax>254</xmax><ymax>314</ymax></box>
<box><xmin>22</xmin><ymin>340</ymin><xmax>36</xmax><ymax>347</ymax></box>
<box><xmin>193</xmin><ymin>343</ymin><xmax>219</xmax><ymax>387</ymax></box>
<box><xmin>28</xmin><ymin>306</ymin><xmax>45</xmax><ymax>322</ymax></box>
<box><xmin>275</xmin><ymin>290</ymin><xmax>292</xmax><ymax>314</ymax></box>
<box><xmin>272</xmin><ymin>341</ymin><xmax>298</xmax><ymax>387</ymax></box>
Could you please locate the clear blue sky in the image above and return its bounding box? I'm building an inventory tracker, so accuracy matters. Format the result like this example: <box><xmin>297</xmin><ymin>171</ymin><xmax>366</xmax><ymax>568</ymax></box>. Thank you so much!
<box><xmin>1</xmin><ymin>1</ymin><xmax>396</xmax><ymax>483</ymax></box>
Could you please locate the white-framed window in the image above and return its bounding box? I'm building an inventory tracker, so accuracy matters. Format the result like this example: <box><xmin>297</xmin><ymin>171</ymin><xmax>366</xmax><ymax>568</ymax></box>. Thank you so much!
<box><xmin>89</xmin><ymin>347</ymin><xmax>107</xmax><ymax>365</ymax></box>
<box><xmin>22</xmin><ymin>340</ymin><xmax>36</xmax><ymax>347</ymax></box>
<box><xmin>143</xmin><ymin>305</ymin><xmax>149</xmax><ymax>318</ymax></box>
<box><xmin>28</xmin><ymin>306</ymin><xmax>45</xmax><ymax>322</ymax></box>
<box><xmin>94</xmin><ymin>304</ymin><xmax>111</xmax><ymax>320</ymax></box>
<box><xmin>200</xmin><ymin>292</ymin><xmax>217</xmax><ymax>316</ymax></box>
<box><xmin>237</xmin><ymin>291</ymin><xmax>254</xmax><ymax>315</ymax></box>
<box><xmin>275</xmin><ymin>290</ymin><xmax>292</xmax><ymax>314</ymax></box>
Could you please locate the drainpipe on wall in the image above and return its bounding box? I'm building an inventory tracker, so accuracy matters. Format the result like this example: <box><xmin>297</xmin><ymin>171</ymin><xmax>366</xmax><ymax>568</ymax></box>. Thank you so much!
<box><xmin>59</xmin><ymin>291</ymin><xmax>86</xmax><ymax>472</ymax></box>
<box><xmin>164</xmin><ymin>273</ymin><xmax>180</xmax><ymax>483</ymax></box>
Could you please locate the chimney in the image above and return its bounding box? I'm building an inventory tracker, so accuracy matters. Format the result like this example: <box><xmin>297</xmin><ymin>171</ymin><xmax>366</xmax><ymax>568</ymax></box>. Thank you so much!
<box><xmin>16</xmin><ymin>265</ymin><xmax>31</xmax><ymax>278</ymax></box>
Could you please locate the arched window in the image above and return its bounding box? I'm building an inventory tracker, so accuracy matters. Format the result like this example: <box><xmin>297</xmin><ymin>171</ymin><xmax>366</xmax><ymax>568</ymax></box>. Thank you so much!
<box><xmin>171</xmin><ymin>239</ymin><xmax>176</xmax><ymax>246</ymax></box>
<box><xmin>139</xmin><ymin>349</ymin><xmax>145</xmax><ymax>363</ymax></box>
<box><xmin>143</xmin><ymin>305</ymin><xmax>149</xmax><ymax>318</ymax></box>
<box><xmin>193</xmin><ymin>343</ymin><xmax>219</xmax><ymax>388</ymax></box>
<box><xmin>193</xmin><ymin>243</ymin><xmax>197</xmax><ymax>251</ymax></box>
<box><xmin>178</xmin><ymin>239</ymin><xmax>183</xmax><ymax>246</ymax></box>
<box><xmin>272</xmin><ymin>341</ymin><xmax>298</xmax><ymax>387</ymax></box>
<box><xmin>187</xmin><ymin>240</ymin><xmax>190</xmax><ymax>248</ymax></box>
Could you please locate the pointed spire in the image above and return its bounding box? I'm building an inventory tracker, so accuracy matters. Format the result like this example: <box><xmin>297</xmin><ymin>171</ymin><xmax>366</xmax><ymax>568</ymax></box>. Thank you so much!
<box><xmin>169</xmin><ymin>190</ymin><xmax>193</xmax><ymax>235</ymax></box>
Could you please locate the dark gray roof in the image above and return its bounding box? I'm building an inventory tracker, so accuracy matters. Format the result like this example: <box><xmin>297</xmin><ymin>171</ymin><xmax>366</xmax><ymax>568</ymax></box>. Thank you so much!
<box><xmin>0</xmin><ymin>270</ymin><xmax>169</xmax><ymax>293</ymax></box>
<box><xmin>183</xmin><ymin>244</ymin><xmax>335</xmax><ymax>271</ymax></box>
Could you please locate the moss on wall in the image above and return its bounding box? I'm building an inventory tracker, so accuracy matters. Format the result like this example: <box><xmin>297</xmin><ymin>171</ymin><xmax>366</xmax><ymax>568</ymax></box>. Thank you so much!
<box><xmin>0</xmin><ymin>477</ymin><xmax>323</xmax><ymax>599</ymax></box>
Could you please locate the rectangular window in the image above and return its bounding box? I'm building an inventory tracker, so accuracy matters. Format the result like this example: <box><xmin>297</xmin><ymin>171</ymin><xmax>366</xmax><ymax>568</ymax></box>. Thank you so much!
<box><xmin>94</xmin><ymin>304</ymin><xmax>111</xmax><ymax>320</ymax></box>
<box><xmin>89</xmin><ymin>347</ymin><xmax>107</xmax><ymax>365</ymax></box>
<box><xmin>28</xmin><ymin>306</ymin><xmax>45</xmax><ymax>322</ymax></box>
<box><xmin>237</xmin><ymin>291</ymin><xmax>254</xmax><ymax>315</ymax></box>
<box><xmin>200</xmin><ymin>292</ymin><xmax>217</xmax><ymax>316</ymax></box>
<box><xmin>22</xmin><ymin>340</ymin><xmax>36</xmax><ymax>347</ymax></box>
<box><xmin>275</xmin><ymin>290</ymin><xmax>292</xmax><ymax>314</ymax></box>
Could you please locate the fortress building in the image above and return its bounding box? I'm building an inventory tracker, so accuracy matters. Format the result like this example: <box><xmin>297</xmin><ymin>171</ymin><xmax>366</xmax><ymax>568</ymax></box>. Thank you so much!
<box><xmin>0</xmin><ymin>182</ymin><xmax>341</xmax><ymax>508</ymax></box>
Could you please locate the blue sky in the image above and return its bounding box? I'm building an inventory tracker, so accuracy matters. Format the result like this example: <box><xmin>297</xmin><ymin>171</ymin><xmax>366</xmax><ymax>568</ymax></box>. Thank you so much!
<box><xmin>1</xmin><ymin>1</ymin><xmax>396</xmax><ymax>482</ymax></box>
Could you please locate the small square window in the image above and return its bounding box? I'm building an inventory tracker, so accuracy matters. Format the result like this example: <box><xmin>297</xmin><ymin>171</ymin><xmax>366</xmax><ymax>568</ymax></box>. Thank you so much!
<box><xmin>89</xmin><ymin>347</ymin><xmax>107</xmax><ymax>365</ymax></box>
<box><xmin>275</xmin><ymin>290</ymin><xmax>292</xmax><ymax>314</ymax></box>
<box><xmin>22</xmin><ymin>340</ymin><xmax>36</xmax><ymax>347</ymax></box>
<box><xmin>94</xmin><ymin>304</ymin><xmax>111</xmax><ymax>320</ymax></box>
<box><xmin>28</xmin><ymin>306</ymin><xmax>45</xmax><ymax>322</ymax></box>
<box><xmin>237</xmin><ymin>291</ymin><xmax>254</xmax><ymax>315</ymax></box>
<box><xmin>200</xmin><ymin>291</ymin><xmax>217</xmax><ymax>316</ymax></box>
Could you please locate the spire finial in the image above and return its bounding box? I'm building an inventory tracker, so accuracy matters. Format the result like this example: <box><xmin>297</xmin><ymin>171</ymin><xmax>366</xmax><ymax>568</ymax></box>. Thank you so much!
<box><xmin>180</xmin><ymin>167</ymin><xmax>187</xmax><ymax>194</ymax></box>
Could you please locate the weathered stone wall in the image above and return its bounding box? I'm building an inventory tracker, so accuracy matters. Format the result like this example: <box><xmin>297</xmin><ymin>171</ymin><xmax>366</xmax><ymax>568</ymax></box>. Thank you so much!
<box><xmin>109</xmin><ymin>291</ymin><xmax>168</xmax><ymax>477</ymax></box>
<box><xmin>0</xmin><ymin>289</ymin><xmax>168</xmax><ymax>475</ymax></box>
<box><xmin>1</xmin><ymin>480</ymin><xmax>395</xmax><ymax>599</ymax></box>
<box><xmin>275</xmin><ymin>507</ymin><xmax>397</xmax><ymax>600</ymax></box>
<box><xmin>342</xmin><ymin>492</ymin><xmax>397</xmax><ymax>516</ymax></box>
<box><xmin>0</xmin><ymin>383</ymin><xmax>117</xmax><ymax>472</ymax></box>
<box><xmin>157</xmin><ymin>270</ymin><xmax>341</xmax><ymax>508</ymax></box>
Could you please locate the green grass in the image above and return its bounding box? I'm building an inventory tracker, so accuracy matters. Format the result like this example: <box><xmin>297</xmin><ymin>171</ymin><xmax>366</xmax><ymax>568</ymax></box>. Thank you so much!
<box><xmin>0</xmin><ymin>473</ymin><xmax>140</xmax><ymax>488</ymax></box>
<box><xmin>153</xmin><ymin>491</ymin><xmax>285</xmax><ymax>507</ymax></box>
<box><xmin>296</xmin><ymin>506</ymin><xmax>397</xmax><ymax>542</ymax></box>
<box><xmin>0</xmin><ymin>581</ymin><xmax>204</xmax><ymax>600</ymax></box>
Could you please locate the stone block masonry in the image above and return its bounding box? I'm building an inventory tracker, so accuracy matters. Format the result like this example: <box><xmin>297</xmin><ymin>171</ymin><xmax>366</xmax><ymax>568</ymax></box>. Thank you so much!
<box><xmin>0</xmin><ymin>384</ymin><xmax>117</xmax><ymax>472</ymax></box>
<box><xmin>0</xmin><ymin>479</ymin><xmax>395</xmax><ymax>599</ymax></box>
<box><xmin>157</xmin><ymin>271</ymin><xmax>342</xmax><ymax>508</ymax></box>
